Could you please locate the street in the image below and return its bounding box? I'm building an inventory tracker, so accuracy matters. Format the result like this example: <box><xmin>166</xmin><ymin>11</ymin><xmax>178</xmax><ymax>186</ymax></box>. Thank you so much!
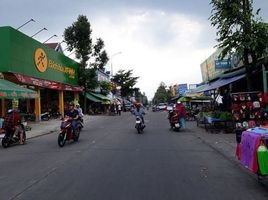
<box><xmin>0</xmin><ymin>111</ymin><xmax>268</xmax><ymax>200</ymax></box>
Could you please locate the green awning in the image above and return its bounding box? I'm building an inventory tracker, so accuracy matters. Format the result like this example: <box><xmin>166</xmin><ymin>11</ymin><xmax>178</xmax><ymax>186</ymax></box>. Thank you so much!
<box><xmin>89</xmin><ymin>92</ymin><xmax>111</xmax><ymax>101</ymax></box>
<box><xmin>0</xmin><ymin>79</ymin><xmax>37</xmax><ymax>99</ymax></box>
<box><xmin>85</xmin><ymin>93</ymin><xmax>102</xmax><ymax>103</ymax></box>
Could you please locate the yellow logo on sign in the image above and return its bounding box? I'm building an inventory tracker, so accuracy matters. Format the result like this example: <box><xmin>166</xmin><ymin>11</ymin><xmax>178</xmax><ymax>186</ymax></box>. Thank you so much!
<box><xmin>34</xmin><ymin>48</ymin><xmax>48</xmax><ymax>73</ymax></box>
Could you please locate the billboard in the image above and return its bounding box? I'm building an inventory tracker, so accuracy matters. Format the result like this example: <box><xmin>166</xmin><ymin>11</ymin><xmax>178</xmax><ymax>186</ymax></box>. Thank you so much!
<box><xmin>176</xmin><ymin>84</ymin><xmax>188</xmax><ymax>95</ymax></box>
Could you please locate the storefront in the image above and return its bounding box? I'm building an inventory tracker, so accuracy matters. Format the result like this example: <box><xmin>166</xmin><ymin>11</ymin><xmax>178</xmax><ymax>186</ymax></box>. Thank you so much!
<box><xmin>0</xmin><ymin>26</ymin><xmax>82</xmax><ymax>120</ymax></box>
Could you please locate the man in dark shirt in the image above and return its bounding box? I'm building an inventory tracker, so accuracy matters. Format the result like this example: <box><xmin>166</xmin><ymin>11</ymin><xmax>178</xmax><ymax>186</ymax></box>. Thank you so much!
<box><xmin>65</xmin><ymin>102</ymin><xmax>79</xmax><ymax>135</ymax></box>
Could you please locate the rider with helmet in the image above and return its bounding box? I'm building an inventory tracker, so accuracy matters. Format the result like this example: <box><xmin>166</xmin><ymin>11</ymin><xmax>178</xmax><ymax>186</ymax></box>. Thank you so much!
<box><xmin>132</xmin><ymin>101</ymin><xmax>145</xmax><ymax>125</ymax></box>
<box><xmin>3</xmin><ymin>108</ymin><xmax>24</xmax><ymax>144</ymax></box>
<box><xmin>175</xmin><ymin>100</ymin><xmax>186</xmax><ymax>129</ymax></box>
<box><xmin>75</xmin><ymin>103</ymin><xmax>84</xmax><ymax>127</ymax></box>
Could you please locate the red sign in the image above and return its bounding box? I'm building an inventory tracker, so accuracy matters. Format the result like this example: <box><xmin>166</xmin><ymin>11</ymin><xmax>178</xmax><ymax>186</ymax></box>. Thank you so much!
<box><xmin>14</xmin><ymin>73</ymin><xmax>83</xmax><ymax>91</ymax></box>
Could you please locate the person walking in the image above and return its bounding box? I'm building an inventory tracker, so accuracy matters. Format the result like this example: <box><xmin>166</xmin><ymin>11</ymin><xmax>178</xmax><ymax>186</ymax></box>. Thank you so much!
<box><xmin>117</xmin><ymin>103</ymin><xmax>122</xmax><ymax>115</ymax></box>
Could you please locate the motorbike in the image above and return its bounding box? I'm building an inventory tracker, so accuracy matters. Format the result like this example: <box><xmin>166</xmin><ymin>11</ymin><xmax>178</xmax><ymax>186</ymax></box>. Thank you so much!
<box><xmin>135</xmin><ymin>116</ymin><xmax>145</xmax><ymax>134</ymax></box>
<box><xmin>57</xmin><ymin>117</ymin><xmax>82</xmax><ymax>147</ymax></box>
<box><xmin>41</xmin><ymin>112</ymin><xmax>50</xmax><ymax>121</ymax></box>
<box><xmin>168</xmin><ymin>110</ymin><xmax>181</xmax><ymax>132</ymax></box>
<box><xmin>49</xmin><ymin>110</ymin><xmax>62</xmax><ymax>119</ymax></box>
<box><xmin>2</xmin><ymin>122</ymin><xmax>27</xmax><ymax>148</ymax></box>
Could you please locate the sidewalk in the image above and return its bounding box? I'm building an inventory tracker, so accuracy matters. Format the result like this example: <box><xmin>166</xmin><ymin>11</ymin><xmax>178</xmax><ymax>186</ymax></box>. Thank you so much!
<box><xmin>188</xmin><ymin>121</ymin><xmax>238</xmax><ymax>163</ymax></box>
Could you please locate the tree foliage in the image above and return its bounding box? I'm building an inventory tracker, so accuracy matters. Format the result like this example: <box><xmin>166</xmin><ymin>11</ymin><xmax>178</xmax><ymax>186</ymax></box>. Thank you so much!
<box><xmin>91</xmin><ymin>38</ymin><xmax>109</xmax><ymax>70</ymax></box>
<box><xmin>99</xmin><ymin>81</ymin><xmax>112</xmax><ymax>95</ymax></box>
<box><xmin>152</xmin><ymin>82</ymin><xmax>169</xmax><ymax>104</ymax></box>
<box><xmin>112</xmin><ymin>70</ymin><xmax>139</xmax><ymax>97</ymax></box>
<box><xmin>210</xmin><ymin>0</ymin><xmax>268</xmax><ymax>91</ymax></box>
<box><xmin>64</xmin><ymin>15</ymin><xmax>92</xmax><ymax>68</ymax></box>
<box><xmin>64</xmin><ymin>15</ymin><xmax>109</xmax><ymax>112</ymax></box>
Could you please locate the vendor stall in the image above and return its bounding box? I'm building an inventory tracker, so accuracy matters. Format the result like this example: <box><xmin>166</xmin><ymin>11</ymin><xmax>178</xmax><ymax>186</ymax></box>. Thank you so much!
<box><xmin>237</xmin><ymin>127</ymin><xmax>268</xmax><ymax>179</ymax></box>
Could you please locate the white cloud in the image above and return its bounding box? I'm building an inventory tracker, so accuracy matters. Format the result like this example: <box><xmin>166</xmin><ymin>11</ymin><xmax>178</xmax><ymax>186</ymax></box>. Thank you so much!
<box><xmin>92</xmin><ymin>9</ymin><xmax>215</xmax><ymax>99</ymax></box>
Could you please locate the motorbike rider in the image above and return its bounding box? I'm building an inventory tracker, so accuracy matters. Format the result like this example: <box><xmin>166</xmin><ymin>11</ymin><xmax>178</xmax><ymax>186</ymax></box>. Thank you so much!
<box><xmin>3</xmin><ymin>108</ymin><xmax>24</xmax><ymax>144</ymax></box>
<box><xmin>132</xmin><ymin>102</ymin><xmax>145</xmax><ymax>126</ymax></box>
<box><xmin>175</xmin><ymin>100</ymin><xmax>187</xmax><ymax>129</ymax></box>
<box><xmin>75</xmin><ymin>103</ymin><xmax>84</xmax><ymax>126</ymax></box>
<box><xmin>65</xmin><ymin>102</ymin><xmax>79</xmax><ymax>135</ymax></box>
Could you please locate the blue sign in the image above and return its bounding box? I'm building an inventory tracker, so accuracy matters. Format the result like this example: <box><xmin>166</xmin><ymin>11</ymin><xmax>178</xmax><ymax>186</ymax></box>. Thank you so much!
<box><xmin>215</xmin><ymin>59</ymin><xmax>231</xmax><ymax>69</ymax></box>
<box><xmin>176</xmin><ymin>84</ymin><xmax>188</xmax><ymax>95</ymax></box>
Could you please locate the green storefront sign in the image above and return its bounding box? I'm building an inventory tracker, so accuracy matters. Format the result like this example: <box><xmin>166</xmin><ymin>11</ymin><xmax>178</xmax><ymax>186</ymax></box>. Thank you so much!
<box><xmin>0</xmin><ymin>26</ymin><xmax>79</xmax><ymax>86</ymax></box>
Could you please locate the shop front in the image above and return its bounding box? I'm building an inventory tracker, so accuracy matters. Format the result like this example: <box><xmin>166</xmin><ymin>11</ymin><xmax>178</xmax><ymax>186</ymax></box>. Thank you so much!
<box><xmin>0</xmin><ymin>26</ymin><xmax>82</xmax><ymax>120</ymax></box>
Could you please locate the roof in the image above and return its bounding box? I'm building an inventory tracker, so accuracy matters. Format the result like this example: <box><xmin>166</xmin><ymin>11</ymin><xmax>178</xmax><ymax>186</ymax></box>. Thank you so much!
<box><xmin>194</xmin><ymin>74</ymin><xmax>246</xmax><ymax>93</ymax></box>
<box><xmin>45</xmin><ymin>43</ymin><xmax>58</xmax><ymax>49</ymax></box>
<box><xmin>0</xmin><ymin>79</ymin><xmax>37</xmax><ymax>99</ymax></box>
<box><xmin>85</xmin><ymin>93</ymin><xmax>102</xmax><ymax>103</ymax></box>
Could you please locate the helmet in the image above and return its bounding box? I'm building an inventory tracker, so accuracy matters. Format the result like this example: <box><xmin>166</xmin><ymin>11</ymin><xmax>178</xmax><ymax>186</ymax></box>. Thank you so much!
<box><xmin>135</xmin><ymin>102</ymin><xmax>141</xmax><ymax>108</ymax></box>
<box><xmin>76</xmin><ymin>103</ymin><xmax>80</xmax><ymax>107</ymax></box>
<box><xmin>7</xmin><ymin>109</ymin><xmax>13</xmax><ymax>114</ymax></box>
<box><xmin>177</xmin><ymin>100</ymin><xmax>181</xmax><ymax>104</ymax></box>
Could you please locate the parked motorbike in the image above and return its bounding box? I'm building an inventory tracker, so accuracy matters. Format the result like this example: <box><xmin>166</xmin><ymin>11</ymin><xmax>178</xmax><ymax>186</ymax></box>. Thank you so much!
<box><xmin>135</xmin><ymin>116</ymin><xmax>145</xmax><ymax>134</ymax></box>
<box><xmin>41</xmin><ymin>112</ymin><xmax>50</xmax><ymax>121</ymax></box>
<box><xmin>57</xmin><ymin>117</ymin><xmax>82</xmax><ymax>147</ymax></box>
<box><xmin>49</xmin><ymin>110</ymin><xmax>62</xmax><ymax>119</ymax></box>
<box><xmin>2</xmin><ymin>122</ymin><xmax>27</xmax><ymax>148</ymax></box>
<box><xmin>168</xmin><ymin>110</ymin><xmax>180</xmax><ymax>132</ymax></box>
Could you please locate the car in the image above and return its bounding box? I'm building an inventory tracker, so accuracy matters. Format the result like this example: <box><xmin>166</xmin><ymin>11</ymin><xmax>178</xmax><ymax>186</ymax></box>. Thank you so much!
<box><xmin>123</xmin><ymin>103</ymin><xmax>133</xmax><ymax>111</ymax></box>
<box><xmin>166</xmin><ymin>104</ymin><xmax>174</xmax><ymax>111</ymax></box>
<box><xmin>157</xmin><ymin>103</ymin><xmax>167</xmax><ymax>111</ymax></box>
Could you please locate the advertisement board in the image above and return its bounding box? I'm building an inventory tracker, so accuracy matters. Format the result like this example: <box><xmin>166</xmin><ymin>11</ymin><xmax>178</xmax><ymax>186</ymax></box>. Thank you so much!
<box><xmin>0</xmin><ymin>26</ymin><xmax>79</xmax><ymax>86</ymax></box>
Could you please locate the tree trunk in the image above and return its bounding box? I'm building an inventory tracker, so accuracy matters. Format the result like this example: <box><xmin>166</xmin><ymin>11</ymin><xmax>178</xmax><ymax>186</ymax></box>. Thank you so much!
<box><xmin>84</xmin><ymin>94</ymin><xmax>87</xmax><ymax>114</ymax></box>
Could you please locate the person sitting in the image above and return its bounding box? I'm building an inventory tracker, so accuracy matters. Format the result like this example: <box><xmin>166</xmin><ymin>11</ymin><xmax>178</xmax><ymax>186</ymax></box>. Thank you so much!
<box><xmin>75</xmin><ymin>103</ymin><xmax>84</xmax><ymax>126</ymax></box>
<box><xmin>65</xmin><ymin>102</ymin><xmax>79</xmax><ymax>135</ymax></box>
<box><xmin>3</xmin><ymin>109</ymin><xmax>24</xmax><ymax>144</ymax></box>
<box><xmin>175</xmin><ymin>101</ymin><xmax>187</xmax><ymax>129</ymax></box>
<box><xmin>132</xmin><ymin>102</ymin><xmax>145</xmax><ymax>126</ymax></box>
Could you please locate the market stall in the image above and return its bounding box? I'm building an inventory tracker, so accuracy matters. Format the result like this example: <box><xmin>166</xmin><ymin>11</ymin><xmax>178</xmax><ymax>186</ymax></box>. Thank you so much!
<box><xmin>237</xmin><ymin>127</ymin><xmax>268</xmax><ymax>179</ymax></box>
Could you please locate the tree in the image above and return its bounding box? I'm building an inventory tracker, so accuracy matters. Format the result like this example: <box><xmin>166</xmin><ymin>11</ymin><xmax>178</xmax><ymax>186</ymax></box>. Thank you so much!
<box><xmin>210</xmin><ymin>0</ymin><xmax>268</xmax><ymax>91</ymax></box>
<box><xmin>112</xmin><ymin>69</ymin><xmax>139</xmax><ymax>98</ymax></box>
<box><xmin>64</xmin><ymin>15</ymin><xmax>94</xmax><ymax>112</ymax></box>
<box><xmin>64</xmin><ymin>15</ymin><xmax>109</xmax><ymax>112</ymax></box>
<box><xmin>99</xmin><ymin>81</ymin><xmax>112</xmax><ymax>95</ymax></box>
<box><xmin>91</xmin><ymin>38</ymin><xmax>109</xmax><ymax>70</ymax></box>
<box><xmin>152</xmin><ymin>82</ymin><xmax>169</xmax><ymax>104</ymax></box>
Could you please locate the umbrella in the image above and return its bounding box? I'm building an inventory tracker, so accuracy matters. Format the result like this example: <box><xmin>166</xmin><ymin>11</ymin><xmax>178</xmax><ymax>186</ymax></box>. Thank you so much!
<box><xmin>0</xmin><ymin>79</ymin><xmax>37</xmax><ymax>99</ymax></box>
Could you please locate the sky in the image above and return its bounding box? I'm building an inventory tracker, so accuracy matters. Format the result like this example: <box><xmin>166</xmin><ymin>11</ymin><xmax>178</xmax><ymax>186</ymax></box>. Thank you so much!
<box><xmin>1</xmin><ymin>0</ymin><xmax>268</xmax><ymax>100</ymax></box>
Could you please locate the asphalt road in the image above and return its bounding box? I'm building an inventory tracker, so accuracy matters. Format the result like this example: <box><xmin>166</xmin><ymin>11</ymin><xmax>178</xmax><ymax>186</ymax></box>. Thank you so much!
<box><xmin>0</xmin><ymin>111</ymin><xmax>268</xmax><ymax>200</ymax></box>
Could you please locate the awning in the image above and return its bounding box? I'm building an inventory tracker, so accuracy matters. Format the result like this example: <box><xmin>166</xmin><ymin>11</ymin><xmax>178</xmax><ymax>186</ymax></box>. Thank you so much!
<box><xmin>0</xmin><ymin>79</ymin><xmax>38</xmax><ymax>99</ymax></box>
<box><xmin>14</xmin><ymin>73</ymin><xmax>83</xmax><ymax>91</ymax></box>
<box><xmin>85</xmin><ymin>93</ymin><xmax>102</xmax><ymax>103</ymax></box>
<box><xmin>89</xmin><ymin>92</ymin><xmax>111</xmax><ymax>101</ymax></box>
<box><xmin>194</xmin><ymin>74</ymin><xmax>246</xmax><ymax>93</ymax></box>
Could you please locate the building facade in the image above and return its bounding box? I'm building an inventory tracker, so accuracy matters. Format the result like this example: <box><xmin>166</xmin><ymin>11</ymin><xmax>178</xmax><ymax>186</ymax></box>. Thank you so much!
<box><xmin>0</xmin><ymin>26</ymin><xmax>82</xmax><ymax>120</ymax></box>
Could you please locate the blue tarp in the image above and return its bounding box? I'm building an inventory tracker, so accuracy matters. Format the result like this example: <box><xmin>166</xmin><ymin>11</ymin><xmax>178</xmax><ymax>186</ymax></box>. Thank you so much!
<box><xmin>194</xmin><ymin>74</ymin><xmax>245</xmax><ymax>93</ymax></box>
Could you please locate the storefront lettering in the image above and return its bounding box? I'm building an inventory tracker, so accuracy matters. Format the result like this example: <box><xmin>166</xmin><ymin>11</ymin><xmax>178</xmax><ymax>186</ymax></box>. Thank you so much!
<box><xmin>48</xmin><ymin>60</ymin><xmax>75</xmax><ymax>79</ymax></box>
<box><xmin>34</xmin><ymin>48</ymin><xmax>76</xmax><ymax>79</ymax></box>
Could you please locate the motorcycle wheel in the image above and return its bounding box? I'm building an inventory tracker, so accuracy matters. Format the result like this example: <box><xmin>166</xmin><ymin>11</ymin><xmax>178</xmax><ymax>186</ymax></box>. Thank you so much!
<box><xmin>58</xmin><ymin>133</ymin><xmax>66</xmax><ymax>147</ymax></box>
<box><xmin>2</xmin><ymin>137</ymin><xmax>10</xmax><ymax>148</ymax></box>
<box><xmin>136</xmin><ymin>124</ymin><xmax>142</xmax><ymax>134</ymax></box>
